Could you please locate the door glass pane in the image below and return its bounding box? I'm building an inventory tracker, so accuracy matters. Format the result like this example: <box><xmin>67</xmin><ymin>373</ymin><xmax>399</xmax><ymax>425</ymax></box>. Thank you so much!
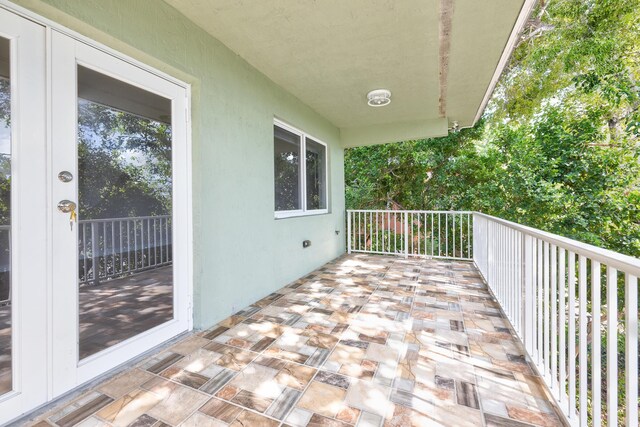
<box><xmin>274</xmin><ymin>125</ymin><xmax>301</xmax><ymax>211</ymax></box>
<box><xmin>77</xmin><ymin>65</ymin><xmax>173</xmax><ymax>359</ymax></box>
<box><xmin>0</xmin><ymin>37</ymin><xmax>11</xmax><ymax>395</ymax></box>
<box><xmin>305</xmin><ymin>138</ymin><xmax>326</xmax><ymax>210</ymax></box>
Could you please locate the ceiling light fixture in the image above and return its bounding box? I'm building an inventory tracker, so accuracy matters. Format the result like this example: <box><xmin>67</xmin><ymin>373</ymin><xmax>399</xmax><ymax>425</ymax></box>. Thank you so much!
<box><xmin>367</xmin><ymin>89</ymin><xmax>391</xmax><ymax>107</ymax></box>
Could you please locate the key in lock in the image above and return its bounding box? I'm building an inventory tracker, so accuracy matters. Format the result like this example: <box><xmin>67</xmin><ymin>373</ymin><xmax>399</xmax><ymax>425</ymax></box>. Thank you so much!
<box><xmin>58</xmin><ymin>200</ymin><xmax>77</xmax><ymax>230</ymax></box>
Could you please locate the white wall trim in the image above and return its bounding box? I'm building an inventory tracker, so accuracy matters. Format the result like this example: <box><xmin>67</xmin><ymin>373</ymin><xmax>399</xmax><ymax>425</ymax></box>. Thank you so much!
<box><xmin>185</xmin><ymin>85</ymin><xmax>194</xmax><ymax>331</ymax></box>
<box><xmin>472</xmin><ymin>0</ymin><xmax>537</xmax><ymax>125</ymax></box>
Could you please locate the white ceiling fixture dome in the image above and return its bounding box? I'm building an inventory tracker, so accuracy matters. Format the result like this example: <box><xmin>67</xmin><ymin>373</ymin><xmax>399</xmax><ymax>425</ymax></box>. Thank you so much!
<box><xmin>367</xmin><ymin>89</ymin><xmax>391</xmax><ymax>107</ymax></box>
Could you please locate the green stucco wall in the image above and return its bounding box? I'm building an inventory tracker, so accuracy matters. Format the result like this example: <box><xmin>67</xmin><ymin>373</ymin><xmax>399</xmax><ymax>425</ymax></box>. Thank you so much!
<box><xmin>13</xmin><ymin>0</ymin><xmax>346</xmax><ymax>328</ymax></box>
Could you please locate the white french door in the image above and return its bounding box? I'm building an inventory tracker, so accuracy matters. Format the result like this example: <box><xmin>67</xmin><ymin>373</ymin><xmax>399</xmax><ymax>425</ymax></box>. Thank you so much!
<box><xmin>0</xmin><ymin>7</ymin><xmax>191</xmax><ymax>424</ymax></box>
<box><xmin>0</xmin><ymin>7</ymin><xmax>48</xmax><ymax>424</ymax></box>
<box><xmin>50</xmin><ymin>31</ymin><xmax>190</xmax><ymax>395</ymax></box>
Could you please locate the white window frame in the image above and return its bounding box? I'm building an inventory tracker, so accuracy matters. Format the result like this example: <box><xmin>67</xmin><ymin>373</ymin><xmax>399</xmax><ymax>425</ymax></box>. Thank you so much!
<box><xmin>274</xmin><ymin>118</ymin><xmax>328</xmax><ymax>219</ymax></box>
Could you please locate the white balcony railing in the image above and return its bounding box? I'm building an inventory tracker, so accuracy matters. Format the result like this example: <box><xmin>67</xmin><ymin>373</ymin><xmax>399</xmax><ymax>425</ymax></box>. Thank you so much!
<box><xmin>78</xmin><ymin>215</ymin><xmax>172</xmax><ymax>285</ymax></box>
<box><xmin>346</xmin><ymin>210</ymin><xmax>473</xmax><ymax>260</ymax></box>
<box><xmin>347</xmin><ymin>209</ymin><xmax>638</xmax><ymax>427</ymax></box>
<box><xmin>0</xmin><ymin>217</ymin><xmax>172</xmax><ymax>305</ymax></box>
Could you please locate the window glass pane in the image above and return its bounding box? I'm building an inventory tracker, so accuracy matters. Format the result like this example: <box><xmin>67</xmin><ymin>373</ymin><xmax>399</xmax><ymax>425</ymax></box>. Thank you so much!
<box><xmin>306</xmin><ymin>138</ymin><xmax>327</xmax><ymax>210</ymax></box>
<box><xmin>274</xmin><ymin>125</ymin><xmax>301</xmax><ymax>211</ymax></box>
<box><xmin>0</xmin><ymin>36</ymin><xmax>11</xmax><ymax>396</ymax></box>
<box><xmin>77</xmin><ymin>65</ymin><xmax>173</xmax><ymax>359</ymax></box>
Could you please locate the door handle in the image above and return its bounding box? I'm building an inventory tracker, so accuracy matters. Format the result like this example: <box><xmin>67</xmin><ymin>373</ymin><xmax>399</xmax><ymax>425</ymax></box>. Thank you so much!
<box><xmin>58</xmin><ymin>171</ymin><xmax>73</xmax><ymax>182</ymax></box>
<box><xmin>57</xmin><ymin>200</ymin><xmax>77</xmax><ymax>213</ymax></box>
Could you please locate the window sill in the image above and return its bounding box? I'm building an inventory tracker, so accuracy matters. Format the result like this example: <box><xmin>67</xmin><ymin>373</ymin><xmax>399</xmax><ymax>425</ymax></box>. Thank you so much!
<box><xmin>275</xmin><ymin>209</ymin><xmax>329</xmax><ymax>219</ymax></box>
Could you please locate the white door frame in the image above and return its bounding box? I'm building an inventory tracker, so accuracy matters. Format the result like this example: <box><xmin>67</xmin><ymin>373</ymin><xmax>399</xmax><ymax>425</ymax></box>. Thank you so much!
<box><xmin>0</xmin><ymin>8</ymin><xmax>48</xmax><ymax>425</ymax></box>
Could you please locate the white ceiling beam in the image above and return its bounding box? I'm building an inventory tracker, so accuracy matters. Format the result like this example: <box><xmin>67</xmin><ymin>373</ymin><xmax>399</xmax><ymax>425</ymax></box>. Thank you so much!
<box><xmin>340</xmin><ymin>118</ymin><xmax>448</xmax><ymax>148</ymax></box>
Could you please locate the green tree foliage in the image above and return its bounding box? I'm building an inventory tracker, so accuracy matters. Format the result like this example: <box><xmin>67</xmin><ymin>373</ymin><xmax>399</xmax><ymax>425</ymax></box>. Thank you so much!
<box><xmin>306</xmin><ymin>141</ymin><xmax>327</xmax><ymax>210</ymax></box>
<box><xmin>0</xmin><ymin>78</ymin><xmax>8</xmax><ymax>128</ymax></box>
<box><xmin>346</xmin><ymin>0</ymin><xmax>640</xmax><ymax>258</ymax></box>
<box><xmin>78</xmin><ymin>100</ymin><xmax>172</xmax><ymax>219</ymax></box>
<box><xmin>274</xmin><ymin>147</ymin><xmax>301</xmax><ymax>211</ymax></box>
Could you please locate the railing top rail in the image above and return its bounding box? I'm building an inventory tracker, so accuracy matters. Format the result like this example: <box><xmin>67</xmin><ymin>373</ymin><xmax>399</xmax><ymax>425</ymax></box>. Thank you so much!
<box><xmin>474</xmin><ymin>211</ymin><xmax>640</xmax><ymax>276</ymax></box>
<box><xmin>347</xmin><ymin>209</ymin><xmax>474</xmax><ymax>214</ymax></box>
<box><xmin>78</xmin><ymin>215</ymin><xmax>171</xmax><ymax>224</ymax></box>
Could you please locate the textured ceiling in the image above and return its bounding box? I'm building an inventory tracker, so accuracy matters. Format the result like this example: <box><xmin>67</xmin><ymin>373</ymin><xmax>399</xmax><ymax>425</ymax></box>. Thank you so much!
<box><xmin>164</xmin><ymin>0</ymin><xmax>526</xmax><ymax>136</ymax></box>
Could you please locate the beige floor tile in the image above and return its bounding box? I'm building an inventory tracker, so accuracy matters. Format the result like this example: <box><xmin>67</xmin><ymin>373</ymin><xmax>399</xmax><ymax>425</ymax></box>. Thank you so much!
<box><xmin>199</xmin><ymin>397</ymin><xmax>244</xmax><ymax>422</ymax></box>
<box><xmin>227</xmin><ymin>363</ymin><xmax>281</xmax><ymax>399</ymax></box>
<box><xmin>229</xmin><ymin>410</ymin><xmax>279</xmax><ymax>427</ymax></box>
<box><xmin>344</xmin><ymin>379</ymin><xmax>393</xmax><ymax>418</ymax></box>
<box><xmin>97</xmin><ymin>369</ymin><xmax>155</xmax><ymax>399</ymax></box>
<box><xmin>297</xmin><ymin>381</ymin><xmax>347</xmax><ymax>418</ymax></box>
<box><xmin>274</xmin><ymin>363</ymin><xmax>316</xmax><ymax>390</ymax></box>
<box><xmin>385</xmin><ymin>405</ymin><xmax>438</xmax><ymax>427</ymax></box>
<box><xmin>170</xmin><ymin>336</ymin><xmax>211</xmax><ymax>355</ymax></box>
<box><xmin>181</xmin><ymin>411</ymin><xmax>228</xmax><ymax>427</ymax></box>
<box><xmin>174</xmin><ymin>348</ymin><xmax>223</xmax><ymax>374</ymax></box>
<box><xmin>74</xmin><ymin>417</ymin><xmax>110</xmax><ymax>427</ymax></box>
<box><xmin>328</xmin><ymin>344</ymin><xmax>366</xmax><ymax>366</ymax></box>
<box><xmin>365</xmin><ymin>342</ymin><xmax>399</xmax><ymax>364</ymax></box>
<box><xmin>96</xmin><ymin>389</ymin><xmax>162</xmax><ymax>427</ymax></box>
<box><xmin>214</xmin><ymin>348</ymin><xmax>257</xmax><ymax>371</ymax></box>
<box><xmin>506</xmin><ymin>405</ymin><xmax>561</xmax><ymax>426</ymax></box>
<box><xmin>146</xmin><ymin>382</ymin><xmax>209</xmax><ymax>425</ymax></box>
<box><xmin>429</xmin><ymin>401</ymin><xmax>483</xmax><ymax>426</ymax></box>
<box><xmin>218</xmin><ymin>315</ymin><xmax>246</xmax><ymax>328</ymax></box>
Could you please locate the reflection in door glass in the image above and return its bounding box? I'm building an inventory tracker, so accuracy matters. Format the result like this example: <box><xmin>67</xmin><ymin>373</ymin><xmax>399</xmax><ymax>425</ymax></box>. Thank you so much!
<box><xmin>0</xmin><ymin>37</ymin><xmax>11</xmax><ymax>396</ymax></box>
<box><xmin>77</xmin><ymin>66</ymin><xmax>173</xmax><ymax>359</ymax></box>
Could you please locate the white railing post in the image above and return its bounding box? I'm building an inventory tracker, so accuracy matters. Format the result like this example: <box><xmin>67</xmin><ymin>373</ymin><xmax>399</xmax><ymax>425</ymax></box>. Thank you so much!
<box><xmin>625</xmin><ymin>273</ymin><xmax>638</xmax><ymax>427</ymax></box>
<box><xmin>91</xmin><ymin>221</ymin><xmax>99</xmax><ymax>285</ymax></box>
<box><xmin>347</xmin><ymin>210</ymin><xmax>352</xmax><ymax>254</ymax></box>
<box><xmin>404</xmin><ymin>212</ymin><xmax>409</xmax><ymax>258</ymax></box>
<box><xmin>472</xmin><ymin>213</ymin><xmax>479</xmax><ymax>265</ymax></box>
<box><xmin>578</xmin><ymin>255</ymin><xmax>588</xmax><ymax>425</ymax></box>
<box><xmin>523</xmin><ymin>234</ymin><xmax>534</xmax><ymax>355</ymax></box>
<box><xmin>606</xmin><ymin>266</ymin><xmax>617</xmax><ymax>427</ymax></box>
<box><xmin>486</xmin><ymin>217</ymin><xmax>491</xmax><ymax>284</ymax></box>
<box><xmin>591</xmin><ymin>260</ymin><xmax>602</xmax><ymax>426</ymax></box>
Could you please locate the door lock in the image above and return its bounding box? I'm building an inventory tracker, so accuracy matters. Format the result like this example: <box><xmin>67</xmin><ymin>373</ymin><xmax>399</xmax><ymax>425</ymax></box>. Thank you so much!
<box><xmin>57</xmin><ymin>200</ymin><xmax>76</xmax><ymax>213</ymax></box>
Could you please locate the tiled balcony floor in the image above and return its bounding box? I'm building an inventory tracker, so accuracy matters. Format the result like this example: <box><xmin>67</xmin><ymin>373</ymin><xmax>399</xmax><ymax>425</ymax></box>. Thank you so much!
<box><xmin>28</xmin><ymin>254</ymin><xmax>562</xmax><ymax>427</ymax></box>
